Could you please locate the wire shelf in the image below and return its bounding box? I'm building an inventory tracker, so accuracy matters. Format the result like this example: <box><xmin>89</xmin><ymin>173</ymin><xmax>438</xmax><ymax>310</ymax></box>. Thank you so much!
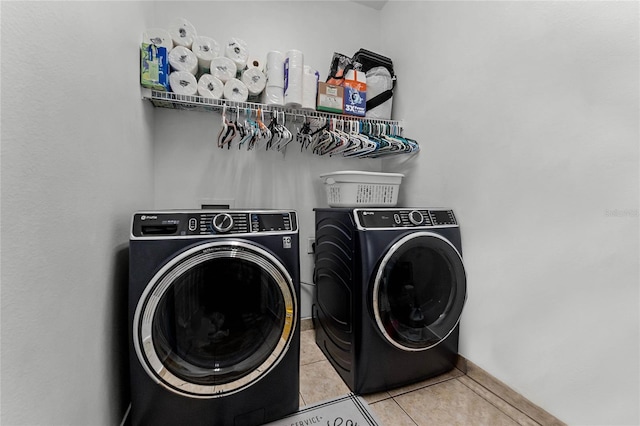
<box><xmin>141</xmin><ymin>89</ymin><xmax>404</xmax><ymax>130</ymax></box>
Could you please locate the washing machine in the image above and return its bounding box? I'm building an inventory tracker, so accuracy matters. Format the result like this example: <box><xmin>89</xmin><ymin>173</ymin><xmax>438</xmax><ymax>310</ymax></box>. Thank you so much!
<box><xmin>128</xmin><ymin>210</ymin><xmax>300</xmax><ymax>426</ymax></box>
<box><xmin>313</xmin><ymin>208</ymin><xmax>466</xmax><ymax>394</ymax></box>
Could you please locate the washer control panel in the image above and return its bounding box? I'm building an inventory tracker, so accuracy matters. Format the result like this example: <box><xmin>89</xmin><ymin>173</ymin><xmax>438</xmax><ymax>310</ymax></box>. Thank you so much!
<box><xmin>132</xmin><ymin>210</ymin><xmax>297</xmax><ymax>238</ymax></box>
<box><xmin>355</xmin><ymin>208</ymin><xmax>457</xmax><ymax>229</ymax></box>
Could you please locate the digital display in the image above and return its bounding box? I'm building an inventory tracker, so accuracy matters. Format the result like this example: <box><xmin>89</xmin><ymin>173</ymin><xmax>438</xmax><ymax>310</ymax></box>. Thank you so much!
<box><xmin>258</xmin><ymin>213</ymin><xmax>288</xmax><ymax>231</ymax></box>
<box><xmin>431</xmin><ymin>210</ymin><xmax>454</xmax><ymax>225</ymax></box>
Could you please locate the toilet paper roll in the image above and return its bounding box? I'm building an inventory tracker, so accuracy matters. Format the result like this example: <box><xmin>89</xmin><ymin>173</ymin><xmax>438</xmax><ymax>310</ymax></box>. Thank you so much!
<box><xmin>168</xmin><ymin>45</ymin><xmax>198</xmax><ymax>75</ymax></box>
<box><xmin>302</xmin><ymin>66</ymin><xmax>319</xmax><ymax>110</ymax></box>
<box><xmin>223</xmin><ymin>78</ymin><xmax>249</xmax><ymax>102</ymax></box>
<box><xmin>170</xmin><ymin>71</ymin><xmax>198</xmax><ymax>96</ymax></box>
<box><xmin>142</xmin><ymin>28</ymin><xmax>173</xmax><ymax>52</ymax></box>
<box><xmin>284</xmin><ymin>50</ymin><xmax>304</xmax><ymax>108</ymax></box>
<box><xmin>192</xmin><ymin>36</ymin><xmax>220</xmax><ymax>71</ymax></box>
<box><xmin>210</xmin><ymin>57</ymin><xmax>237</xmax><ymax>83</ymax></box>
<box><xmin>197</xmin><ymin>74</ymin><xmax>224</xmax><ymax>99</ymax></box>
<box><xmin>241</xmin><ymin>67</ymin><xmax>267</xmax><ymax>96</ymax></box>
<box><xmin>262</xmin><ymin>85</ymin><xmax>284</xmax><ymax>106</ymax></box>
<box><xmin>264</xmin><ymin>51</ymin><xmax>285</xmax><ymax>87</ymax></box>
<box><xmin>225</xmin><ymin>38</ymin><xmax>249</xmax><ymax>70</ymax></box>
<box><xmin>168</xmin><ymin>18</ymin><xmax>197</xmax><ymax>49</ymax></box>
<box><xmin>245</xmin><ymin>55</ymin><xmax>264</xmax><ymax>71</ymax></box>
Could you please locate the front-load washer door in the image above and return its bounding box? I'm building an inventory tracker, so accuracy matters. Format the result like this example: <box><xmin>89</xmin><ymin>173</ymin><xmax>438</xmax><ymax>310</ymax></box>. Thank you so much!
<box><xmin>133</xmin><ymin>240</ymin><xmax>297</xmax><ymax>398</ymax></box>
<box><xmin>372</xmin><ymin>232</ymin><xmax>466</xmax><ymax>351</ymax></box>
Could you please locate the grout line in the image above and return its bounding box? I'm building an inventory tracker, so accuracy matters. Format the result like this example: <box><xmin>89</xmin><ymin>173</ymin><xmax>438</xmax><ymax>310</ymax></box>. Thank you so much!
<box><xmin>385</xmin><ymin>369</ymin><xmax>463</xmax><ymax>399</ymax></box>
<box><xmin>384</xmin><ymin>397</ymin><xmax>419</xmax><ymax>426</ymax></box>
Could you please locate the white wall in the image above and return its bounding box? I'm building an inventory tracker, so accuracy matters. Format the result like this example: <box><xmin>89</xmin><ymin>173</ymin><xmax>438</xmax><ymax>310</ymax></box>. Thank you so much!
<box><xmin>1</xmin><ymin>2</ymin><xmax>154</xmax><ymax>425</ymax></box>
<box><xmin>150</xmin><ymin>1</ymin><xmax>385</xmax><ymax>318</ymax></box>
<box><xmin>382</xmin><ymin>2</ymin><xmax>639</xmax><ymax>425</ymax></box>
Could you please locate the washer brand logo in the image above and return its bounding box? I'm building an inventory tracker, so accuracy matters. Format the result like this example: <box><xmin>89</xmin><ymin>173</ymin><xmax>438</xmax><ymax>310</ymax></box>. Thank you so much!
<box><xmin>362</xmin><ymin>211</ymin><xmax>375</xmax><ymax>216</ymax></box>
<box><xmin>140</xmin><ymin>215</ymin><xmax>158</xmax><ymax>220</ymax></box>
<box><xmin>282</xmin><ymin>236</ymin><xmax>292</xmax><ymax>249</ymax></box>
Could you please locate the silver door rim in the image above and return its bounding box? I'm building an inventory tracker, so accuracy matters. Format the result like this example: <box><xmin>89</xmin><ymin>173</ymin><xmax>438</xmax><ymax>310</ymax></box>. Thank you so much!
<box><xmin>133</xmin><ymin>240</ymin><xmax>297</xmax><ymax>398</ymax></box>
<box><xmin>372</xmin><ymin>232</ymin><xmax>466</xmax><ymax>352</ymax></box>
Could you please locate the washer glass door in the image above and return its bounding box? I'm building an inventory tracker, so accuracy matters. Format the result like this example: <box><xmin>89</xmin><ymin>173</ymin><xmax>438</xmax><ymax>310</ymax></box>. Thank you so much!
<box><xmin>134</xmin><ymin>241</ymin><xmax>296</xmax><ymax>398</ymax></box>
<box><xmin>373</xmin><ymin>232</ymin><xmax>466</xmax><ymax>351</ymax></box>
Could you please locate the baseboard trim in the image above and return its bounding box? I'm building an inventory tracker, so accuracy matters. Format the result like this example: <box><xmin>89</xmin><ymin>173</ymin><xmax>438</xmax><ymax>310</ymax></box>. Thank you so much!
<box><xmin>458</xmin><ymin>356</ymin><xmax>566</xmax><ymax>426</ymax></box>
<box><xmin>300</xmin><ymin>317</ymin><xmax>314</xmax><ymax>332</ymax></box>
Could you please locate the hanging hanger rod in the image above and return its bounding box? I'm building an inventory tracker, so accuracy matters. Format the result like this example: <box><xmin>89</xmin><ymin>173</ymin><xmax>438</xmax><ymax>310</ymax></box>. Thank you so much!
<box><xmin>142</xmin><ymin>89</ymin><xmax>404</xmax><ymax>128</ymax></box>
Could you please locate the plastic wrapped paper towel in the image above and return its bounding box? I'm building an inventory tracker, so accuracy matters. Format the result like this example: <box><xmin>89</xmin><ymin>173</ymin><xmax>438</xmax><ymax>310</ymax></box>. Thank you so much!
<box><xmin>284</xmin><ymin>49</ymin><xmax>303</xmax><ymax>108</ymax></box>
<box><xmin>170</xmin><ymin>71</ymin><xmax>198</xmax><ymax>96</ymax></box>
<box><xmin>168</xmin><ymin>46</ymin><xmax>198</xmax><ymax>75</ymax></box>
<box><xmin>142</xmin><ymin>28</ymin><xmax>173</xmax><ymax>52</ymax></box>
<box><xmin>262</xmin><ymin>51</ymin><xmax>285</xmax><ymax>106</ymax></box>
<box><xmin>192</xmin><ymin>36</ymin><xmax>220</xmax><ymax>73</ymax></box>
<box><xmin>262</xmin><ymin>86</ymin><xmax>284</xmax><ymax>106</ymax></box>
<box><xmin>265</xmin><ymin>51</ymin><xmax>285</xmax><ymax>87</ymax></box>
<box><xmin>302</xmin><ymin>66</ymin><xmax>319</xmax><ymax>110</ymax></box>
<box><xmin>197</xmin><ymin>74</ymin><xmax>224</xmax><ymax>99</ymax></box>
<box><xmin>223</xmin><ymin>78</ymin><xmax>249</xmax><ymax>102</ymax></box>
<box><xmin>168</xmin><ymin>18</ymin><xmax>197</xmax><ymax>49</ymax></box>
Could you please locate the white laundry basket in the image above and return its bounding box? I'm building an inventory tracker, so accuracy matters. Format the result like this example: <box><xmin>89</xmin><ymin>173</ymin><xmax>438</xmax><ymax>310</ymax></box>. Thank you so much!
<box><xmin>320</xmin><ymin>171</ymin><xmax>404</xmax><ymax>207</ymax></box>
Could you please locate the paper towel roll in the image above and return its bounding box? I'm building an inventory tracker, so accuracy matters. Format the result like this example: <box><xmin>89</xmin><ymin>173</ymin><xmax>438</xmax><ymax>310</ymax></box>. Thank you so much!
<box><xmin>142</xmin><ymin>28</ymin><xmax>173</xmax><ymax>52</ymax></box>
<box><xmin>262</xmin><ymin>86</ymin><xmax>284</xmax><ymax>106</ymax></box>
<box><xmin>264</xmin><ymin>51</ymin><xmax>285</xmax><ymax>88</ymax></box>
<box><xmin>302</xmin><ymin>66</ymin><xmax>319</xmax><ymax>110</ymax></box>
<box><xmin>210</xmin><ymin>57</ymin><xmax>237</xmax><ymax>83</ymax></box>
<box><xmin>168</xmin><ymin>18</ymin><xmax>197</xmax><ymax>49</ymax></box>
<box><xmin>170</xmin><ymin>71</ymin><xmax>198</xmax><ymax>96</ymax></box>
<box><xmin>225</xmin><ymin>38</ymin><xmax>249</xmax><ymax>71</ymax></box>
<box><xmin>266</xmin><ymin>51</ymin><xmax>284</xmax><ymax>70</ymax></box>
<box><xmin>168</xmin><ymin>46</ymin><xmax>198</xmax><ymax>75</ymax></box>
<box><xmin>197</xmin><ymin>74</ymin><xmax>224</xmax><ymax>99</ymax></box>
<box><xmin>223</xmin><ymin>78</ymin><xmax>249</xmax><ymax>102</ymax></box>
<box><xmin>284</xmin><ymin>50</ymin><xmax>304</xmax><ymax>108</ymax></box>
<box><xmin>241</xmin><ymin>67</ymin><xmax>267</xmax><ymax>96</ymax></box>
<box><xmin>192</xmin><ymin>36</ymin><xmax>220</xmax><ymax>71</ymax></box>
<box><xmin>286</xmin><ymin>49</ymin><xmax>304</xmax><ymax>67</ymax></box>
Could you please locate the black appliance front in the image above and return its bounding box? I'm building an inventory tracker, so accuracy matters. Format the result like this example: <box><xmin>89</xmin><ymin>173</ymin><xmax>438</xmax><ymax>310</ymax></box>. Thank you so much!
<box><xmin>313</xmin><ymin>208</ymin><xmax>466</xmax><ymax>394</ymax></box>
<box><xmin>129</xmin><ymin>210</ymin><xmax>300</xmax><ymax>426</ymax></box>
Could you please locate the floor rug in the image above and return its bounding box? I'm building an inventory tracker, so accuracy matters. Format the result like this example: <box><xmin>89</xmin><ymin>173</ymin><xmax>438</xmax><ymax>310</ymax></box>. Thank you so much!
<box><xmin>264</xmin><ymin>394</ymin><xmax>381</xmax><ymax>426</ymax></box>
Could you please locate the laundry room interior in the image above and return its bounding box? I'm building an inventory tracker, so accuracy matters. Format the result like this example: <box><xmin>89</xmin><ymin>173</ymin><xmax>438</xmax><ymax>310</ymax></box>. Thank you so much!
<box><xmin>1</xmin><ymin>1</ymin><xmax>638</xmax><ymax>425</ymax></box>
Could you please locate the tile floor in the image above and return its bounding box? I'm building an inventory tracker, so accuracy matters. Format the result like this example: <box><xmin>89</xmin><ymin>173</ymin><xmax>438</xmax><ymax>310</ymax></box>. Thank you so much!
<box><xmin>298</xmin><ymin>328</ymin><xmax>565</xmax><ymax>426</ymax></box>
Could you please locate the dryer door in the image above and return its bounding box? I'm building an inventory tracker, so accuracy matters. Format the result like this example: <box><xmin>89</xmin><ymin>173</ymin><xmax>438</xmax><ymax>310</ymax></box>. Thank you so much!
<box><xmin>372</xmin><ymin>232</ymin><xmax>466</xmax><ymax>351</ymax></box>
<box><xmin>133</xmin><ymin>240</ymin><xmax>297</xmax><ymax>398</ymax></box>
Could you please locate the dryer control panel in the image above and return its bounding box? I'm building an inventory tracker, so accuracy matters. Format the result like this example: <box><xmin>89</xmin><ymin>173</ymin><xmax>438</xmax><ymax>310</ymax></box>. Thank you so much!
<box><xmin>131</xmin><ymin>210</ymin><xmax>297</xmax><ymax>238</ymax></box>
<box><xmin>355</xmin><ymin>208</ymin><xmax>457</xmax><ymax>229</ymax></box>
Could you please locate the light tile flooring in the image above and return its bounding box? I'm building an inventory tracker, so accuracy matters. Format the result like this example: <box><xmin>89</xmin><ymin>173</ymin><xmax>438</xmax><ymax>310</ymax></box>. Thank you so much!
<box><xmin>298</xmin><ymin>329</ymin><xmax>565</xmax><ymax>426</ymax></box>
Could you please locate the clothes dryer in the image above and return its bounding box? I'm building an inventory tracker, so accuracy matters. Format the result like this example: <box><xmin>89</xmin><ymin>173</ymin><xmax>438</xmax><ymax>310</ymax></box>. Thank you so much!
<box><xmin>129</xmin><ymin>210</ymin><xmax>300</xmax><ymax>426</ymax></box>
<box><xmin>313</xmin><ymin>208</ymin><xmax>466</xmax><ymax>394</ymax></box>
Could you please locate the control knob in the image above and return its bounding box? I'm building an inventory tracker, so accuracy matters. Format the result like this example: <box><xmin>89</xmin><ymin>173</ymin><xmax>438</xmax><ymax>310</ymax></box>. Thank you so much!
<box><xmin>408</xmin><ymin>210</ymin><xmax>424</xmax><ymax>225</ymax></box>
<box><xmin>211</xmin><ymin>213</ymin><xmax>234</xmax><ymax>233</ymax></box>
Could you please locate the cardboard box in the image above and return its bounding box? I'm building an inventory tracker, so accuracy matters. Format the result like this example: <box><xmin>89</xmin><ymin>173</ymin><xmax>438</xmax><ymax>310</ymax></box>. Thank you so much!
<box><xmin>343</xmin><ymin>70</ymin><xmax>366</xmax><ymax>117</ymax></box>
<box><xmin>317</xmin><ymin>82</ymin><xmax>344</xmax><ymax>114</ymax></box>
<box><xmin>140</xmin><ymin>43</ymin><xmax>170</xmax><ymax>91</ymax></box>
